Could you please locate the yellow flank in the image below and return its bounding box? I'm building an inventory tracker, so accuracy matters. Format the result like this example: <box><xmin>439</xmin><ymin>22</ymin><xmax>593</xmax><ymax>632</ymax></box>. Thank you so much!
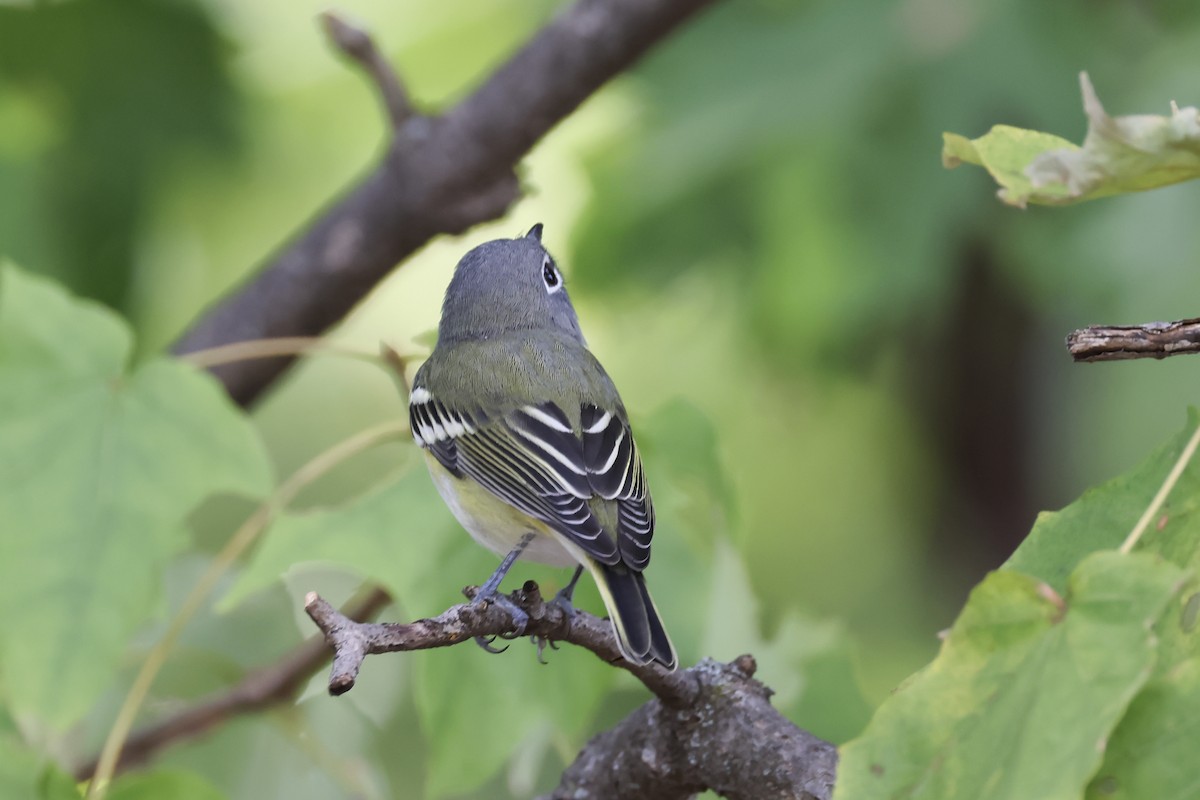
<box><xmin>423</xmin><ymin>452</ymin><xmax>579</xmax><ymax>568</ymax></box>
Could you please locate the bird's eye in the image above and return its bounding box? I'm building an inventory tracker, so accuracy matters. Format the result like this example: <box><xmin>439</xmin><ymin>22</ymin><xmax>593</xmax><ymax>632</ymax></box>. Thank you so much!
<box><xmin>542</xmin><ymin>255</ymin><xmax>560</xmax><ymax>290</ymax></box>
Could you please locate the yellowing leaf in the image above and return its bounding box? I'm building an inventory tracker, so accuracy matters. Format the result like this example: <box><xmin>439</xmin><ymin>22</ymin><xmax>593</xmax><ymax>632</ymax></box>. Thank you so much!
<box><xmin>942</xmin><ymin>127</ymin><xmax>1078</xmax><ymax>208</ymax></box>
<box><xmin>943</xmin><ymin>72</ymin><xmax>1200</xmax><ymax>207</ymax></box>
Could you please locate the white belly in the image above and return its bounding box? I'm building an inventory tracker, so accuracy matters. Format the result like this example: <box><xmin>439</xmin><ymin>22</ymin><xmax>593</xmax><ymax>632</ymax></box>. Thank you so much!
<box><xmin>428</xmin><ymin>459</ymin><xmax>579</xmax><ymax>568</ymax></box>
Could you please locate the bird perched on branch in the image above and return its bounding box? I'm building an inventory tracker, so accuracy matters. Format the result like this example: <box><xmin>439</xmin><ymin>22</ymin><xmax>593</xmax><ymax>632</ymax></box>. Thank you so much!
<box><xmin>408</xmin><ymin>224</ymin><xmax>676</xmax><ymax>669</ymax></box>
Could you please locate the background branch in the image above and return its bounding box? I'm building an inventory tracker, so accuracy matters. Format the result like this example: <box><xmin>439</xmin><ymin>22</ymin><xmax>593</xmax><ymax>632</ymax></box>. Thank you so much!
<box><xmin>173</xmin><ymin>0</ymin><xmax>719</xmax><ymax>407</ymax></box>
<box><xmin>74</xmin><ymin>588</ymin><xmax>393</xmax><ymax>781</ymax></box>
<box><xmin>318</xmin><ymin>12</ymin><xmax>412</xmax><ymax>128</ymax></box>
<box><xmin>305</xmin><ymin>585</ymin><xmax>838</xmax><ymax>800</ymax></box>
<box><xmin>1067</xmin><ymin>318</ymin><xmax>1200</xmax><ymax>362</ymax></box>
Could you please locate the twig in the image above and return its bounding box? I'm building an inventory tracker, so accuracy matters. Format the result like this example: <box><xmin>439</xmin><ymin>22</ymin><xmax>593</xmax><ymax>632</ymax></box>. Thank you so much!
<box><xmin>318</xmin><ymin>11</ymin><xmax>412</xmax><ymax>128</ymax></box>
<box><xmin>172</xmin><ymin>0</ymin><xmax>720</xmax><ymax>407</ymax></box>
<box><xmin>74</xmin><ymin>588</ymin><xmax>392</xmax><ymax>781</ymax></box>
<box><xmin>1067</xmin><ymin>318</ymin><xmax>1200</xmax><ymax>362</ymax></box>
<box><xmin>305</xmin><ymin>588</ymin><xmax>837</xmax><ymax>800</ymax></box>
<box><xmin>305</xmin><ymin>581</ymin><xmax>694</xmax><ymax>706</ymax></box>
<box><xmin>178</xmin><ymin>336</ymin><xmax>380</xmax><ymax>369</ymax></box>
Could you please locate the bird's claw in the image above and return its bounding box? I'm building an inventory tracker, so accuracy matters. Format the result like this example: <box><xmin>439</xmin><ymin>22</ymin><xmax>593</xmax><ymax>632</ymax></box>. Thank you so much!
<box><xmin>470</xmin><ymin>588</ymin><xmax>530</xmax><ymax>655</ymax></box>
<box><xmin>531</xmin><ymin>635</ymin><xmax>561</xmax><ymax>664</ymax></box>
<box><xmin>474</xmin><ymin>635</ymin><xmax>509</xmax><ymax>654</ymax></box>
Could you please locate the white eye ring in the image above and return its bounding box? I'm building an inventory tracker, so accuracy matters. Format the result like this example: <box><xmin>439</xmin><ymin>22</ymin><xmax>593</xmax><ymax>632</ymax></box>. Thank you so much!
<box><xmin>542</xmin><ymin>254</ymin><xmax>562</xmax><ymax>293</ymax></box>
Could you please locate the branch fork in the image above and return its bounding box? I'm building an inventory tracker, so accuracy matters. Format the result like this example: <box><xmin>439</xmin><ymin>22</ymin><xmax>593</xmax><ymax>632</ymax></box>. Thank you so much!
<box><xmin>306</xmin><ymin>585</ymin><xmax>837</xmax><ymax>800</ymax></box>
<box><xmin>173</xmin><ymin>0</ymin><xmax>722</xmax><ymax>406</ymax></box>
<box><xmin>319</xmin><ymin>11</ymin><xmax>412</xmax><ymax>129</ymax></box>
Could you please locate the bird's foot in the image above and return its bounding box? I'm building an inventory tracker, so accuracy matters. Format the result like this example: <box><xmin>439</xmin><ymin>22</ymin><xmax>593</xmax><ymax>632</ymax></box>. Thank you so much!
<box><xmin>469</xmin><ymin>587</ymin><xmax>530</xmax><ymax>655</ymax></box>
<box><xmin>532</xmin><ymin>634</ymin><xmax>560</xmax><ymax>665</ymax></box>
<box><xmin>547</xmin><ymin>584</ymin><xmax>578</xmax><ymax>619</ymax></box>
<box><xmin>474</xmin><ymin>634</ymin><xmax>508</xmax><ymax>654</ymax></box>
<box><xmin>467</xmin><ymin>534</ymin><xmax>536</xmax><ymax>655</ymax></box>
<box><xmin>547</xmin><ymin>564</ymin><xmax>584</xmax><ymax>620</ymax></box>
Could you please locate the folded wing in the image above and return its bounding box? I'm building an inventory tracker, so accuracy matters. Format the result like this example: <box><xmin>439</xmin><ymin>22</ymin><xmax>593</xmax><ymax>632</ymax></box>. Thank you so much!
<box><xmin>410</xmin><ymin>392</ymin><xmax>654</xmax><ymax>570</ymax></box>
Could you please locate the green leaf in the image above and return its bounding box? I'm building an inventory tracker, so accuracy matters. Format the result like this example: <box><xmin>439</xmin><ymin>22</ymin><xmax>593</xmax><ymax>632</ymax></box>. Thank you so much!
<box><xmin>107</xmin><ymin>770</ymin><xmax>227</xmax><ymax>800</ymax></box>
<box><xmin>637</xmin><ymin>398</ymin><xmax>736</xmax><ymax>551</ymax></box>
<box><xmin>0</xmin><ymin>733</ymin><xmax>77</xmax><ymax>800</ymax></box>
<box><xmin>0</xmin><ymin>263</ymin><xmax>272</xmax><ymax>727</ymax></box>
<box><xmin>949</xmin><ymin>413</ymin><xmax>1200</xmax><ymax>800</ymax></box>
<box><xmin>1086</xmin><ymin>658</ymin><xmax>1200</xmax><ymax>800</ymax></box>
<box><xmin>1080</xmin><ymin>420</ymin><xmax>1200</xmax><ymax>799</ymax></box>
<box><xmin>944</xmin><ymin>72</ymin><xmax>1200</xmax><ymax>207</ymax></box>
<box><xmin>403</xmin><ymin>531</ymin><xmax>621</xmax><ymax>798</ymax></box>
<box><xmin>836</xmin><ymin>552</ymin><xmax>1183</xmax><ymax>800</ymax></box>
<box><xmin>0</xmin><ymin>738</ymin><xmax>49</xmax><ymax>800</ymax></box>
<box><xmin>412</xmin><ymin>630</ymin><xmax>616</xmax><ymax>799</ymax></box>
<box><xmin>700</xmin><ymin>539</ymin><xmax>871</xmax><ymax>744</ymax></box>
<box><xmin>221</xmin><ymin>467</ymin><xmax>459</xmax><ymax>612</ymax></box>
<box><xmin>1003</xmin><ymin>412</ymin><xmax>1199</xmax><ymax>592</ymax></box>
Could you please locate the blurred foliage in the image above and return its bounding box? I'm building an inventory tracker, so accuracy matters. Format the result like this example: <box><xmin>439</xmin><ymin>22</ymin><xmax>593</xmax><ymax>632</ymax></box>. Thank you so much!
<box><xmin>3</xmin><ymin>0</ymin><xmax>1200</xmax><ymax>797</ymax></box>
<box><xmin>0</xmin><ymin>0</ymin><xmax>239</xmax><ymax>314</ymax></box>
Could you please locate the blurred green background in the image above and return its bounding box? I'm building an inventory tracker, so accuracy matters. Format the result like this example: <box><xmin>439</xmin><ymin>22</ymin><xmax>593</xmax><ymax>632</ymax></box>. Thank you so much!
<box><xmin>4</xmin><ymin>0</ymin><xmax>1200</xmax><ymax>796</ymax></box>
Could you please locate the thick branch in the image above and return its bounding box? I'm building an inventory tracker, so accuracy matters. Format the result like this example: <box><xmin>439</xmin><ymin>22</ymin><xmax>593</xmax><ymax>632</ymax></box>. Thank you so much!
<box><xmin>1067</xmin><ymin>318</ymin><xmax>1200</xmax><ymax>362</ymax></box>
<box><xmin>73</xmin><ymin>588</ymin><xmax>392</xmax><ymax>780</ymax></box>
<box><xmin>540</xmin><ymin>656</ymin><xmax>838</xmax><ymax>800</ymax></box>
<box><xmin>305</xmin><ymin>584</ymin><xmax>838</xmax><ymax>800</ymax></box>
<box><xmin>172</xmin><ymin>0</ymin><xmax>718</xmax><ymax>407</ymax></box>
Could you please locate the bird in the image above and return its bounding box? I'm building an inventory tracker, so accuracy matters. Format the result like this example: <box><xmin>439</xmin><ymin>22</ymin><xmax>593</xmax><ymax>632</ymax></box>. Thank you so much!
<box><xmin>407</xmin><ymin>223</ymin><xmax>676</xmax><ymax>669</ymax></box>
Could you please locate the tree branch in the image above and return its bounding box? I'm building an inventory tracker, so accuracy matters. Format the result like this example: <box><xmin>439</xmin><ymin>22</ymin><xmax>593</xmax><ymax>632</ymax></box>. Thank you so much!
<box><xmin>1067</xmin><ymin>318</ymin><xmax>1200</xmax><ymax>362</ymax></box>
<box><xmin>73</xmin><ymin>588</ymin><xmax>392</xmax><ymax>781</ymax></box>
<box><xmin>305</xmin><ymin>584</ymin><xmax>839</xmax><ymax>800</ymax></box>
<box><xmin>172</xmin><ymin>0</ymin><xmax>719</xmax><ymax>407</ymax></box>
<box><xmin>540</xmin><ymin>656</ymin><xmax>838</xmax><ymax>800</ymax></box>
<box><xmin>306</xmin><ymin>581</ymin><xmax>694</xmax><ymax>705</ymax></box>
<box><xmin>319</xmin><ymin>11</ymin><xmax>412</xmax><ymax>129</ymax></box>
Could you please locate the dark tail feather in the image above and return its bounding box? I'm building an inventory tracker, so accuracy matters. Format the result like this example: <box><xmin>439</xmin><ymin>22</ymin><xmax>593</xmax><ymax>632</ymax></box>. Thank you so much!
<box><xmin>635</xmin><ymin>573</ymin><xmax>678</xmax><ymax>669</ymax></box>
<box><xmin>593</xmin><ymin>562</ymin><xmax>677</xmax><ymax>670</ymax></box>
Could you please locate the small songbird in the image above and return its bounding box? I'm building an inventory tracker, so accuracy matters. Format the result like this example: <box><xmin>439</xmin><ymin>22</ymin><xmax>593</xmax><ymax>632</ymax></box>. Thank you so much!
<box><xmin>409</xmin><ymin>224</ymin><xmax>676</xmax><ymax>669</ymax></box>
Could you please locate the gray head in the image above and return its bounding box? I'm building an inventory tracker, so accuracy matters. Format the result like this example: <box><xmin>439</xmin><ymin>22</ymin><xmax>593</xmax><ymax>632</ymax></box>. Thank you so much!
<box><xmin>438</xmin><ymin>224</ymin><xmax>585</xmax><ymax>344</ymax></box>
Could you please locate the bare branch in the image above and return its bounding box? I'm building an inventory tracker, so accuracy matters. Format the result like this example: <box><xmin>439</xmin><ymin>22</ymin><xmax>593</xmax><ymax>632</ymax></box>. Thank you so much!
<box><xmin>305</xmin><ymin>581</ymin><xmax>695</xmax><ymax>705</ymax></box>
<box><xmin>172</xmin><ymin>0</ymin><xmax>720</xmax><ymax>407</ymax></box>
<box><xmin>73</xmin><ymin>588</ymin><xmax>392</xmax><ymax>781</ymax></box>
<box><xmin>319</xmin><ymin>11</ymin><xmax>412</xmax><ymax>128</ymax></box>
<box><xmin>306</xmin><ymin>586</ymin><xmax>837</xmax><ymax>800</ymax></box>
<box><xmin>1067</xmin><ymin>318</ymin><xmax>1200</xmax><ymax>362</ymax></box>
